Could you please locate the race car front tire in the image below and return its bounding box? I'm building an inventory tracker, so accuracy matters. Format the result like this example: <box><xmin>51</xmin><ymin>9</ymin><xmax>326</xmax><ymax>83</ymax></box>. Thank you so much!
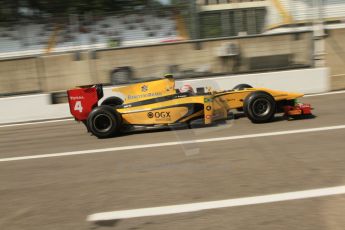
<box><xmin>232</xmin><ymin>84</ymin><xmax>253</xmax><ymax>90</ymax></box>
<box><xmin>87</xmin><ymin>105</ymin><xmax>122</xmax><ymax>138</ymax></box>
<box><xmin>243</xmin><ymin>91</ymin><xmax>276</xmax><ymax>123</ymax></box>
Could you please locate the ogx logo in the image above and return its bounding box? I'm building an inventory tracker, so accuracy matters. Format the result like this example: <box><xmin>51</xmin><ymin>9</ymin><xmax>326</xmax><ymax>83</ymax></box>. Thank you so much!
<box><xmin>147</xmin><ymin>112</ymin><xmax>171</xmax><ymax>119</ymax></box>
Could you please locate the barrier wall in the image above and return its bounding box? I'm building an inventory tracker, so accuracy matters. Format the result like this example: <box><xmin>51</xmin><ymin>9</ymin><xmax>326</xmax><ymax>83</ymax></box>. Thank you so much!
<box><xmin>325</xmin><ymin>28</ymin><xmax>345</xmax><ymax>90</ymax></box>
<box><xmin>0</xmin><ymin>94</ymin><xmax>70</xmax><ymax>124</ymax></box>
<box><xmin>0</xmin><ymin>67</ymin><xmax>329</xmax><ymax>124</ymax></box>
<box><xmin>175</xmin><ymin>68</ymin><xmax>330</xmax><ymax>94</ymax></box>
<box><xmin>0</xmin><ymin>57</ymin><xmax>41</xmax><ymax>94</ymax></box>
<box><xmin>0</xmin><ymin>31</ymin><xmax>313</xmax><ymax>94</ymax></box>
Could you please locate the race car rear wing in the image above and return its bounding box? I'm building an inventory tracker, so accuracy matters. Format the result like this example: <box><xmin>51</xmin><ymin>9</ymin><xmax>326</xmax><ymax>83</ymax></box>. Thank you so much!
<box><xmin>67</xmin><ymin>84</ymin><xmax>103</xmax><ymax>121</ymax></box>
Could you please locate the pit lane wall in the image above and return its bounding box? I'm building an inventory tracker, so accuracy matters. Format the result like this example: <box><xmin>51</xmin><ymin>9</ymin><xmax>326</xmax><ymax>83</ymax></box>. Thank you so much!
<box><xmin>0</xmin><ymin>67</ymin><xmax>329</xmax><ymax>124</ymax></box>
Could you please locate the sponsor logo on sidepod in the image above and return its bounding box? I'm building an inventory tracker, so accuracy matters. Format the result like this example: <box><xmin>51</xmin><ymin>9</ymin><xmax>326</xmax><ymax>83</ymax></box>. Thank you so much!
<box><xmin>127</xmin><ymin>92</ymin><xmax>162</xmax><ymax>100</ymax></box>
<box><xmin>147</xmin><ymin>112</ymin><xmax>171</xmax><ymax>119</ymax></box>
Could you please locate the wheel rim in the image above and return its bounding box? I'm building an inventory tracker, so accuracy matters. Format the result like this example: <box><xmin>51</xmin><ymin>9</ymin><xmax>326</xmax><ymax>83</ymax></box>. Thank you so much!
<box><xmin>93</xmin><ymin>114</ymin><xmax>113</xmax><ymax>133</ymax></box>
<box><xmin>252</xmin><ymin>98</ymin><xmax>271</xmax><ymax>117</ymax></box>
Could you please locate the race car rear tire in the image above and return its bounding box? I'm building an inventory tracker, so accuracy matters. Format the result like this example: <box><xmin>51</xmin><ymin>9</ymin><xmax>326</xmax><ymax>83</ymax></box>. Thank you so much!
<box><xmin>87</xmin><ymin>105</ymin><xmax>122</xmax><ymax>138</ymax></box>
<box><xmin>243</xmin><ymin>91</ymin><xmax>276</xmax><ymax>123</ymax></box>
<box><xmin>101</xmin><ymin>96</ymin><xmax>123</xmax><ymax>107</ymax></box>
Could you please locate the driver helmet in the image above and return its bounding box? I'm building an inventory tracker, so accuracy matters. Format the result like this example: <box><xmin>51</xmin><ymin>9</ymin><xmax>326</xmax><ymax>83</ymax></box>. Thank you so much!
<box><xmin>180</xmin><ymin>84</ymin><xmax>194</xmax><ymax>94</ymax></box>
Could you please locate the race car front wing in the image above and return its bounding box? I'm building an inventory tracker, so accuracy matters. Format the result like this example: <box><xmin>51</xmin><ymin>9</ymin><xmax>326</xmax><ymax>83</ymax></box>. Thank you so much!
<box><xmin>283</xmin><ymin>103</ymin><xmax>313</xmax><ymax>117</ymax></box>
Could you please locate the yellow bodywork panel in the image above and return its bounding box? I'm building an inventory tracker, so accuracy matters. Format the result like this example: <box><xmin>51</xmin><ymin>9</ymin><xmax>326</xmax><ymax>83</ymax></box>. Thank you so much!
<box><xmin>112</xmin><ymin>78</ymin><xmax>305</xmax><ymax>126</ymax></box>
<box><xmin>122</xmin><ymin>106</ymin><xmax>189</xmax><ymax>125</ymax></box>
<box><xmin>213</xmin><ymin>88</ymin><xmax>304</xmax><ymax>109</ymax></box>
<box><xmin>118</xmin><ymin>96</ymin><xmax>206</xmax><ymax>125</ymax></box>
<box><xmin>112</xmin><ymin>78</ymin><xmax>176</xmax><ymax>104</ymax></box>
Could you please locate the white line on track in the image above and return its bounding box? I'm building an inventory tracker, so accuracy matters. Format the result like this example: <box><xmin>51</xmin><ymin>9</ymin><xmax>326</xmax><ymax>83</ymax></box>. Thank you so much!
<box><xmin>1</xmin><ymin>124</ymin><xmax>345</xmax><ymax>163</ymax></box>
<box><xmin>87</xmin><ymin>185</ymin><xmax>345</xmax><ymax>221</ymax></box>
<box><xmin>304</xmin><ymin>90</ymin><xmax>345</xmax><ymax>97</ymax></box>
<box><xmin>0</xmin><ymin>90</ymin><xmax>344</xmax><ymax>128</ymax></box>
<box><xmin>0</xmin><ymin>118</ymin><xmax>74</xmax><ymax>128</ymax></box>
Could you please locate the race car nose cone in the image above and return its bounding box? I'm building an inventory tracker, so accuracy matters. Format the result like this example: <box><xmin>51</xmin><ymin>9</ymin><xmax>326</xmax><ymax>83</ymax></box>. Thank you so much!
<box><xmin>286</xmin><ymin>92</ymin><xmax>304</xmax><ymax>100</ymax></box>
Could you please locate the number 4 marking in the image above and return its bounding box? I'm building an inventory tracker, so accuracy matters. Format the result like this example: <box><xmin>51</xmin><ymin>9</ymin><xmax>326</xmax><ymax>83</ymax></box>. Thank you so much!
<box><xmin>74</xmin><ymin>101</ymin><xmax>83</xmax><ymax>112</ymax></box>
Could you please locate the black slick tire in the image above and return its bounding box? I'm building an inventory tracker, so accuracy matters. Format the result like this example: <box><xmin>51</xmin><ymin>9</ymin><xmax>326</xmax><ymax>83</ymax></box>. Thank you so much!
<box><xmin>87</xmin><ymin>105</ymin><xmax>122</xmax><ymax>138</ymax></box>
<box><xmin>243</xmin><ymin>91</ymin><xmax>276</xmax><ymax>123</ymax></box>
<box><xmin>101</xmin><ymin>97</ymin><xmax>124</xmax><ymax>107</ymax></box>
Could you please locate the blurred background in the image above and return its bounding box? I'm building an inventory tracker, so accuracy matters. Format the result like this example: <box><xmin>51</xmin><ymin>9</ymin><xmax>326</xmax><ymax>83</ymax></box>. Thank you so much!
<box><xmin>2</xmin><ymin>3</ymin><xmax>345</xmax><ymax>230</ymax></box>
<box><xmin>0</xmin><ymin>0</ymin><xmax>345</xmax><ymax>97</ymax></box>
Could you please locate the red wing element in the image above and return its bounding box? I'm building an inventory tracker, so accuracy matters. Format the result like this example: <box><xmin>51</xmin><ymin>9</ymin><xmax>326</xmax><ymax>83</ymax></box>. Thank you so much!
<box><xmin>67</xmin><ymin>87</ymin><xmax>100</xmax><ymax>121</ymax></box>
<box><xmin>284</xmin><ymin>103</ymin><xmax>312</xmax><ymax>116</ymax></box>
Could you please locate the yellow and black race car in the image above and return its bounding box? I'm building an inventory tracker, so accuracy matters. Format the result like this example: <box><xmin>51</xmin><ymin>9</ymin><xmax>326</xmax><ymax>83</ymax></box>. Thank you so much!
<box><xmin>67</xmin><ymin>76</ymin><xmax>312</xmax><ymax>138</ymax></box>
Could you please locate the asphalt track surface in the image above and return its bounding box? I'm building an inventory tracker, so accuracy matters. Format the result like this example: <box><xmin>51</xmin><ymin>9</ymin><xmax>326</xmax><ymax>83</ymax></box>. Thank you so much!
<box><xmin>1</xmin><ymin>92</ymin><xmax>345</xmax><ymax>230</ymax></box>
